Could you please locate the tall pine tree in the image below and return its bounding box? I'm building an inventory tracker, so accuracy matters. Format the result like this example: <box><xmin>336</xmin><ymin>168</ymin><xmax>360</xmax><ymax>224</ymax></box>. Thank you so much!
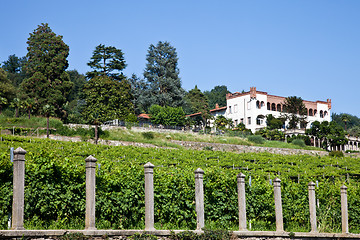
<box><xmin>21</xmin><ymin>23</ymin><xmax>73</xmax><ymax>137</ymax></box>
<box><xmin>143</xmin><ymin>41</ymin><xmax>185</xmax><ymax>110</ymax></box>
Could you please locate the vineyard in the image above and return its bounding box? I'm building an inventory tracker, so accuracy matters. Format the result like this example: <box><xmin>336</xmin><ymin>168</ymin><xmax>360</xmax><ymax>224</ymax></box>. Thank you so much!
<box><xmin>1</xmin><ymin>135</ymin><xmax>360</xmax><ymax>232</ymax></box>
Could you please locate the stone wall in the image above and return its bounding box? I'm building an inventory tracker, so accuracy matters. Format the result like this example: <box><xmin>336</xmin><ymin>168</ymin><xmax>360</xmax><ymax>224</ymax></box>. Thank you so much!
<box><xmin>171</xmin><ymin>140</ymin><xmax>328</xmax><ymax>156</ymax></box>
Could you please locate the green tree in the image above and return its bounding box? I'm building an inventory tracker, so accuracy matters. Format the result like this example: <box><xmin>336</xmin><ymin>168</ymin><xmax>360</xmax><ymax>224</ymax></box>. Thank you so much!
<box><xmin>341</xmin><ymin>114</ymin><xmax>350</xmax><ymax>131</ymax></box>
<box><xmin>214</xmin><ymin>115</ymin><xmax>233</xmax><ymax>130</ymax></box>
<box><xmin>2</xmin><ymin>54</ymin><xmax>27</xmax><ymax>87</ymax></box>
<box><xmin>0</xmin><ymin>68</ymin><xmax>16</xmax><ymax>114</ymax></box>
<box><xmin>282</xmin><ymin>96</ymin><xmax>307</xmax><ymax>129</ymax></box>
<box><xmin>204</xmin><ymin>85</ymin><xmax>230</xmax><ymax>109</ymax></box>
<box><xmin>149</xmin><ymin>104</ymin><xmax>185</xmax><ymax>126</ymax></box>
<box><xmin>306</xmin><ymin>121</ymin><xmax>347</xmax><ymax>149</ymax></box>
<box><xmin>82</xmin><ymin>76</ymin><xmax>133</xmax><ymax>144</ymax></box>
<box><xmin>86</xmin><ymin>44</ymin><xmax>126</xmax><ymax>81</ymax></box>
<box><xmin>143</xmin><ymin>41</ymin><xmax>185</xmax><ymax>109</ymax></box>
<box><xmin>266</xmin><ymin>114</ymin><xmax>284</xmax><ymax>130</ymax></box>
<box><xmin>129</xmin><ymin>74</ymin><xmax>149</xmax><ymax>115</ymax></box>
<box><xmin>21</xmin><ymin>23</ymin><xmax>73</xmax><ymax>137</ymax></box>
<box><xmin>185</xmin><ymin>86</ymin><xmax>211</xmax><ymax>131</ymax></box>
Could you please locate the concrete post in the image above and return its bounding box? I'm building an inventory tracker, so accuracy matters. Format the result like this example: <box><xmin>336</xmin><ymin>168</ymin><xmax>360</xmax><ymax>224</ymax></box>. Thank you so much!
<box><xmin>274</xmin><ymin>178</ymin><xmax>284</xmax><ymax>232</ymax></box>
<box><xmin>308</xmin><ymin>181</ymin><xmax>317</xmax><ymax>232</ymax></box>
<box><xmin>195</xmin><ymin>168</ymin><xmax>205</xmax><ymax>230</ymax></box>
<box><xmin>11</xmin><ymin>147</ymin><xmax>26</xmax><ymax>230</ymax></box>
<box><xmin>85</xmin><ymin>155</ymin><xmax>97</xmax><ymax>230</ymax></box>
<box><xmin>341</xmin><ymin>185</ymin><xmax>348</xmax><ymax>234</ymax></box>
<box><xmin>237</xmin><ymin>173</ymin><xmax>247</xmax><ymax>231</ymax></box>
<box><xmin>144</xmin><ymin>162</ymin><xmax>155</xmax><ymax>231</ymax></box>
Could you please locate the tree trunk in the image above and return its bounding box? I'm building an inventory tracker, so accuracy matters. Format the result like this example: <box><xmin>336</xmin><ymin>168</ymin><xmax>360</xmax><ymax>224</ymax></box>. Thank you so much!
<box><xmin>15</xmin><ymin>107</ymin><xmax>19</xmax><ymax>118</ymax></box>
<box><xmin>95</xmin><ymin>124</ymin><xmax>98</xmax><ymax>145</ymax></box>
<box><xmin>28</xmin><ymin>109</ymin><xmax>31</xmax><ymax>119</ymax></box>
<box><xmin>47</xmin><ymin>115</ymin><xmax>49</xmax><ymax>138</ymax></box>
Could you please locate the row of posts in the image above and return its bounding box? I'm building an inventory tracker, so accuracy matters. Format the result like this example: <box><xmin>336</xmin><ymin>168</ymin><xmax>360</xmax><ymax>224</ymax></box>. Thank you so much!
<box><xmin>11</xmin><ymin>147</ymin><xmax>349</xmax><ymax>233</ymax></box>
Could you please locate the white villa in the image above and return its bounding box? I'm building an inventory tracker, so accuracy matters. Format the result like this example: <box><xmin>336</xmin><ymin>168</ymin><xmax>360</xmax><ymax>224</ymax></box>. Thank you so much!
<box><xmin>189</xmin><ymin>87</ymin><xmax>332</xmax><ymax>133</ymax></box>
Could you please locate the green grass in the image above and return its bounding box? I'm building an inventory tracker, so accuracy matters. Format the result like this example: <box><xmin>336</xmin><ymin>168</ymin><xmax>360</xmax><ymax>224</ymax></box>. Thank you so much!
<box><xmin>0</xmin><ymin>115</ymin><xmax>63</xmax><ymax>129</ymax></box>
<box><xmin>0</xmin><ymin>115</ymin><xmax>324</xmax><ymax>151</ymax></box>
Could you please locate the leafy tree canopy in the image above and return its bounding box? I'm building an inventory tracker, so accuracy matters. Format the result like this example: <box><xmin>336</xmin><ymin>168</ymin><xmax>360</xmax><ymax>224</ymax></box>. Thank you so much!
<box><xmin>332</xmin><ymin>113</ymin><xmax>360</xmax><ymax>131</ymax></box>
<box><xmin>266</xmin><ymin>114</ymin><xmax>284</xmax><ymax>130</ymax></box>
<box><xmin>82</xmin><ymin>75</ymin><xmax>134</xmax><ymax>125</ymax></box>
<box><xmin>214</xmin><ymin>115</ymin><xmax>233</xmax><ymax>130</ymax></box>
<box><xmin>143</xmin><ymin>41</ymin><xmax>185</xmax><ymax>109</ymax></box>
<box><xmin>306</xmin><ymin>120</ymin><xmax>347</xmax><ymax>149</ymax></box>
<box><xmin>148</xmin><ymin>104</ymin><xmax>185</xmax><ymax>126</ymax></box>
<box><xmin>0</xmin><ymin>68</ymin><xmax>16</xmax><ymax>113</ymax></box>
<box><xmin>86</xmin><ymin>44</ymin><xmax>126</xmax><ymax>81</ymax></box>
<box><xmin>204</xmin><ymin>85</ymin><xmax>230</xmax><ymax>109</ymax></box>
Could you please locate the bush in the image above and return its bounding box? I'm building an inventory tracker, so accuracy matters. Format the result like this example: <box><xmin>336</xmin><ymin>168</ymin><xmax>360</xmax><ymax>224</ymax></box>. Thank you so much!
<box><xmin>291</xmin><ymin>139</ymin><xmax>306</xmax><ymax>147</ymax></box>
<box><xmin>142</xmin><ymin>131</ymin><xmax>155</xmax><ymax>139</ymax></box>
<box><xmin>247</xmin><ymin>135</ymin><xmax>265</xmax><ymax>144</ymax></box>
<box><xmin>329</xmin><ymin>151</ymin><xmax>344</xmax><ymax>158</ymax></box>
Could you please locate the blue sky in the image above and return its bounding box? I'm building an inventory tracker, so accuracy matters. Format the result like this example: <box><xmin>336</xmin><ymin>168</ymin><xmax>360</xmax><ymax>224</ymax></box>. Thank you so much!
<box><xmin>1</xmin><ymin>1</ymin><xmax>359</xmax><ymax>117</ymax></box>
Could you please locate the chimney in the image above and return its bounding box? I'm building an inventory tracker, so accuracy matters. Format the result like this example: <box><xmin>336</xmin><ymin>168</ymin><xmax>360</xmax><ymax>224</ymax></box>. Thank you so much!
<box><xmin>250</xmin><ymin>87</ymin><xmax>256</xmax><ymax>99</ymax></box>
<box><xmin>327</xmin><ymin>99</ymin><xmax>331</xmax><ymax>109</ymax></box>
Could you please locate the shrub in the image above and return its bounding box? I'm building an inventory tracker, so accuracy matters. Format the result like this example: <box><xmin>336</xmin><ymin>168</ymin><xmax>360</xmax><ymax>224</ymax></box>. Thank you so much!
<box><xmin>291</xmin><ymin>139</ymin><xmax>306</xmax><ymax>147</ymax></box>
<box><xmin>329</xmin><ymin>151</ymin><xmax>344</xmax><ymax>158</ymax></box>
<box><xmin>142</xmin><ymin>131</ymin><xmax>155</xmax><ymax>139</ymax></box>
<box><xmin>247</xmin><ymin>135</ymin><xmax>265</xmax><ymax>144</ymax></box>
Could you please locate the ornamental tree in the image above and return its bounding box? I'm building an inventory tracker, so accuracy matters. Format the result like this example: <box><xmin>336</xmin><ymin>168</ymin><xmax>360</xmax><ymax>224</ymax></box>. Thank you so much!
<box><xmin>21</xmin><ymin>23</ymin><xmax>73</xmax><ymax>137</ymax></box>
<box><xmin>86</xmin><ymin>44</ymin><xmax>126</xmax><ymax>81</ymax></box>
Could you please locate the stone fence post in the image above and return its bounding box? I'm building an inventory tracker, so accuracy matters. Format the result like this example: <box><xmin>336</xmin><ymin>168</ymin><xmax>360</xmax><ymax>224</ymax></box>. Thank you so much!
<box><xmin>144</xmin><ymin>162</ymin><xmax>155</xmax><ymax>231</ymax></box>
<box><xmin>195</xmin><ymin>168</ymin><xmax>205</xmax><ymax>230</ymax></box>
<box><xmin>237</xmin><ymin>173</ymin><xmax>247</xmax><ymax>231</ymax></box>
<box><xmin>85</xmin><ymin>155</ymin><xmax>97</xmax><ymax>230</ymax></box>
<box><xmin>341</xmin><ymin>185</ymin><xmax>348</xmax><ymax>234</ymax></box>
<box><xmin>274</xmin><ymin>178</ymin><xmax>284</xmax><ymax>232</ymax></box>
<box><xmin>308</xmin><ymin>181</ymin><xmax>317</xmax><ymax>232</ymax></box>
<box><xmin>12</xmin><ymin>147</ymin><xmax>26</xmax><ymax>230</ymax></box>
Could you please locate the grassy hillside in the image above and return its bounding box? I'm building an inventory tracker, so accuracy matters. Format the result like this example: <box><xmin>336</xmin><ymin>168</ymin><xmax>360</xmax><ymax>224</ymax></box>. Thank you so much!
<box><xmin>0</xmin><ymin>135</ymin><xmax>359</xmax><ymax>232</ymax></box>
<box><xmin>0</xmin><ymin>116</ymin><xmax>323</xmax><ymax>151</ymax></box>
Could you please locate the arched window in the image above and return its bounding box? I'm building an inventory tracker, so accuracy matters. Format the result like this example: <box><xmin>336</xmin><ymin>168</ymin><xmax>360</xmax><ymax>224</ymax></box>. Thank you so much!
<box><xmin>282</xmin><ymin>105</ymin><xmax>287</xmax><ymax>113</ymax></box>
<box><xmin>276</xmin><ymin>104</ymin><xmax>281</xmax><ymax>112</ymax></box>
<box><xmin>320</xmin><ymin>110</ymin><xmax>324</xmax><ymax>118</ymax></box>
<box><xmin>324</xmin><ymin>111</ymin><xmax>328</xmax><ymax>117</ymax></box>
<box><xmin>305</xmin><ymin>108</ymin><xmax>308</xmax><ymax>116</ymax></box>
<box><xmin>256</xmin><ymin>115</ymin><xmax>265</xmax><ymax>125</ymax></box>
<box><xmin>314</xmin><ymin>109</ymin><xmax>317</xmax><ymax>116</ymax></box>
<box><xmin>261</xmin><ymin>101</ymin><xmax>265</xmax><ymax>108</ymax></box>
<box><xmin>309</xmin><ymin>109</ymin><xmax>313</xmax><ymax>116</ymax></box>
<box><xmin>271</xmin><ymin>103</ymin><xmax>276</xmax><ymax>111</ymax></box>
<box><xmin>256</xmin><ymin>100</ymin><xmax>260</xmax><ymax>109</ymax></box>
<box><xmin>267</xmin><ymin>102</ymin><xmax>270</xmax><ymax>110</ymax></box>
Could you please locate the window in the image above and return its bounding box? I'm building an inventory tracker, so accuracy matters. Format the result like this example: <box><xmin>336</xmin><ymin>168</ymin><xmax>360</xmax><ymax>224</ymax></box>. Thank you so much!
<box><xmin>229</xmin><ymin>106</ymin><xmax>232</xmax><ymax>114</ymax></box>
<box><xmin>320</xmin><ymin>110</ymin><xmax>324</xmax><ymax>118</ymax></box>
<box><xmin>248</xmin><ymin>117</ymin><xmax>251</xmax><ymax>125</ymax></box>
<box><xmin>309</xmin><ymin>109</ymin><xmax>313</xmax><ymax>116</ymax></box>
<box><xmin>276</xmin><ymin>104</ymin><xmax>281</xmax><ymax>112</ymax></box>
<box><xmin>256</xmin><ymin>101</ymin><xmax>260</xmax><ymax>109</ymax></box>
<box><xmin>234</xmin><ymin>104</ymin><xmax>238</xmax><ymax>113</ymax></box>
<box><xmin>247</xmin><ymin>101</ymin><xmax>251</xmax><ymax>110</ymax></box>
<box><xmin>271</xmin><ymin>103</ymin><xmax>276</xmax><ymax>111</ymax></box>
<box><xmin>240</xmin><ymin>118</ymin><xmax>244</xmax><ymax>123</ymax></box>
<box><xmin>234</xmin><ymin>119</ymin><xmax>238</xmax><ymax>126</ymax></box>
<box><xmin>267</xmin><ymin>102</ymin><xmax>270</xmax><ymax>110</ymax></box>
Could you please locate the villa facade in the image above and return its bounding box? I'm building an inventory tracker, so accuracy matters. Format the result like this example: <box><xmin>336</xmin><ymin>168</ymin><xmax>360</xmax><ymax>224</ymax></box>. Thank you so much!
<box><xmin>224</xmin><ymin>87</ymin><xmax>331</xmax><ymax>132</ymax></box>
